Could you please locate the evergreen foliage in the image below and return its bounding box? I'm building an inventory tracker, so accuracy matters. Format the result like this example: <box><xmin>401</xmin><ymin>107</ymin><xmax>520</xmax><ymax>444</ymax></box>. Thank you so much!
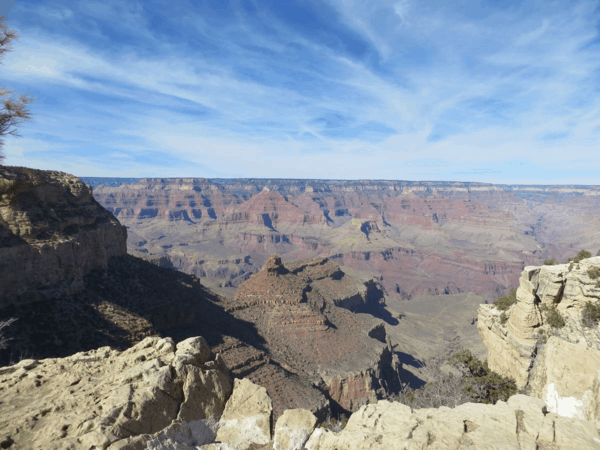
<box><xmin>539</xmin><ymin>304</ymin><xmax>565</xmax><ymax>328</ymax></box>
<box><xmin>493</xmin><ymin>288</ymin><xmax>517</xmax><ymax>311</ymax></box>
<box><xmin>583</xmin><ymin>301</ymin><xmax>600</xmax><ymax>327</ymax></box>
<box><xmin>568</xmin><ymin>249</ymin><xmax>592</xmax><ymax>263</ymax></box>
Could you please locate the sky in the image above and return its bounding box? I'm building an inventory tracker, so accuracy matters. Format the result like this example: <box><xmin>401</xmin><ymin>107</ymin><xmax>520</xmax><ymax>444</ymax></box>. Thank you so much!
<box><xmin>2</xmin><ymin>0</ymin><xmax>600</xmax><ymax>184</ymax></box>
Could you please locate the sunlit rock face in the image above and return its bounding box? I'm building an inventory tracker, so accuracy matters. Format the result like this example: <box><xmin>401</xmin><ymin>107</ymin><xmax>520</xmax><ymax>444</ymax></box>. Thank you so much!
<box><xmin>479</xmin><ymin>257</ymin><xmax>600</xmax><ymax>425</ymax></box>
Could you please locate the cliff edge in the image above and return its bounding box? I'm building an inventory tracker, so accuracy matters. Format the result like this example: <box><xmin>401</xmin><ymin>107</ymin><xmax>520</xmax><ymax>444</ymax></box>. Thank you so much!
<box><xmin>0</xmin><ymin>166</ymin><xmax>127</xmax><ymax>307</ymax></box>
<box><xmin>479</xmin><ymin>256</ymin><xmax>600</xmax><ymax>424</ymax></box>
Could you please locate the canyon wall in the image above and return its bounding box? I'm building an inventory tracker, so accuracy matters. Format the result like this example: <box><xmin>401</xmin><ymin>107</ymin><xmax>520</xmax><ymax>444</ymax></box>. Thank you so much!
<box><xmin>0</xmin><ymin>167</ymin><xmax>127</xmax><ymax>308</ymax></box>
<box><xmin>87</xmin><ymin>177</ymin><xmax>600</xmax><ymax>302</ymax></box>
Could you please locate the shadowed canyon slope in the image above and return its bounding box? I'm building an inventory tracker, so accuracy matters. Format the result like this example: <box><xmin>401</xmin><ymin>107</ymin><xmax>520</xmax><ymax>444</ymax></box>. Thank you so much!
<box><xmin>88</xmin><ymin>178</ymin><xmax>600</xmax><ymax>303</ymax></box>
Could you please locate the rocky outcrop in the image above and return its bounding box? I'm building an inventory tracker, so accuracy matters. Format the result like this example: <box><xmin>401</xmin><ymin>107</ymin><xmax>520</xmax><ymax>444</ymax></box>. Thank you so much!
<box><xmin>215</xmin><ymin>378</ymin><xmax>272</xmax><ymax>449</ymax></box>
<box><xmin>304</xmin><ymin>396</ymin><xmax>600</xmax><ymax>449</ymax></box>
<box><xmin>3</xmin><ymin>336</ymin><xmax>600</xmax><ymax>450</ymax></box>
<box><xmin>528</xmin><ymin>337</ymin><xmax>600</xmax><ymax>423</ymax></box>
<box><xmin>0</xmin><ymin>336</ymin><xmax>232</xmax><ymax>450</ymax></box>
<box><xmin>232</xmin><ymin>255</ymin><xmax>403</xmax><ymax>412</ymax></box>
<box><xmin>0</xmin><ymin>167</ymin><xmax>127</xmax><ymax>308</ymax></box>
<box><xmin>479</xmin><ymin>257</ymin><xmax>600</xmax><ymax>424</ymax></box>
<box><xmin>274</xmin><ymin>409</ymin><xmax>317</xmax><ymax>450</ymax></box>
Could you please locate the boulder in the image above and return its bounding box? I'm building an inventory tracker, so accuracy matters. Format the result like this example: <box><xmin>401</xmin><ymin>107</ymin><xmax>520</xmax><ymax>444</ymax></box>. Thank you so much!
<box><xmin>215</xmin><ymin>378</ymin><xmax>272</xmax><ymax>449</ymax></box>
<box><xmin>273</xmin><ymin>408</ymin><xmax>317</xmax><ymax>450</ymax></box>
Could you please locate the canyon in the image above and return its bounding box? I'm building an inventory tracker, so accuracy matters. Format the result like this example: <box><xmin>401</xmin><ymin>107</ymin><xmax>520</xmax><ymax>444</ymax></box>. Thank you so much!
<box><xmin>87</xmin><ymin>177</ymin><xmax>600</xmax><ymax>309</ymax></box>
<box><xmin>2</xmin><ymin>167</ymin><xmax>600</xmax><ymax>448</ymax></box>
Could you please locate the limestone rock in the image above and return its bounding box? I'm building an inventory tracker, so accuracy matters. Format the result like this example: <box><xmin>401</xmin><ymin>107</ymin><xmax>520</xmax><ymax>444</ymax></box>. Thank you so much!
<box><xmin>529</xmin><ymin>337</ymin><xmax>600</xmax><ymax>424</ymax></box>
<box><xmin>273</xmin><ymin>408</ymin><xmax>317</xmax><ymax>450</ymax></box>
<box><xmin>304</xmin><ymin>397</ymin><xmax>600</xmax><ymax>449</ymax></box>
<box><xmin>477</xmin><ymin>302</ymin><xmax>537</xmax><ymax>387</ymax></box>
<box><xmin>479</xmin><ymin>258</ymin><xmax>600</xmax><ymax>388</ymax></box>
<box><xmin>0</xmin><ymin>336</ymin><xmax>232</xmax><ymax>450</ymax></box>
<box><xmin>0</xmin><ymin>166</ymin><xmax>127</xmax><ymax>308</ymax></box>
<box><xmin>215</xmin><ymin>378</ymin><xmax>272</xmax><ymax>449</ymax></box>
<box><xmin>480</xmin><ymin>257</ymin><xmax>600</xmax><ymax>424</ymax></box>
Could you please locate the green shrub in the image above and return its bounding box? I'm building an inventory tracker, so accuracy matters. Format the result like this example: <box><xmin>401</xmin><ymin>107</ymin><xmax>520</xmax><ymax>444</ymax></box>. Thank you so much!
<box><xmin>540</xmin><ymin>304</ymin><xmax>565</xmax><ymax>328</ymax></box>
<box><xmin>568</xmin><ymin>249</ymin><xmax>592</xmax><ymax>263</ymax></box>
<box><xmin>493</xmin><ymin>288</ymin><xmax>517</xmax><ymax>311</ymax></box>
<box><xmin>583</xmin><ymin>301</ymin><xmax>600</xmax><ymax>327</ymax></box>
<box><xmin>587</xmin><ymin>267</ymin><xmax>600</xmax><ymax>280</ymax></box>
<box><xmin>500</xmin><ymin>312</ymin><xmax>508</xmax><ymax>325</ymax></box>
<box><xmin>451</xmin><ymin>350</ymin><xmax>518</xmax><ymax>404</ymax></box>
<box><xmin>543</xmin><ymin>259</ymin><xmax>556</xmax><ymax>265</ymax></box>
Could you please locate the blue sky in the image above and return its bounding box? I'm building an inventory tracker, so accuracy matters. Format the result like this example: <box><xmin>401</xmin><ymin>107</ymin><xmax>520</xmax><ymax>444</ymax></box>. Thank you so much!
<box><xmin>2</xmin><ymin>0</ymin><xmax>600</xmax><ymax>184</ymax></box>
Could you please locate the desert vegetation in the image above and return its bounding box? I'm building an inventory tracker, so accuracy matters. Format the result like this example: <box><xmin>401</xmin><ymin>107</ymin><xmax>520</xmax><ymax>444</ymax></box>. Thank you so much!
<box><xmin>493</xmin><ymin>288</ymin><xmax>517</xmax><ymax>311</ymax></box>
<box><xmin>319</xmin><ymin>413</ymin><xmax>349</xmax><ymax>433</ymax></box>
<box><xmin>568</xmin><ymin>249</ymin><xmax>592</xmax><ymax>263</ymax></box>
<box><xmin>587</xmin><ymin>266</ymin><xmax>600</xmax><ymax>280</ymax></box>
<box><xmin>392</xmin><ymin>350</ymin><xmax>517</xmax><ymax>409</ymax></box>
<box><xmin>543</xmin><ymin>258</ymin><xmax>556</xmax><ymax>265</ymax></box>
<box><xmin>539</xmin><ymin>303</ymin><xmax>565</xmax><ymax>328</ymax></box>
<box><xmin>583</xmin><ymin>302</ymin><xmax>600</xmax><ymax>327</ymax></box>
<box><xmin>0</xmin><ymin>317</ymin><xmax>15</xmax><ymax>351</ymax></box>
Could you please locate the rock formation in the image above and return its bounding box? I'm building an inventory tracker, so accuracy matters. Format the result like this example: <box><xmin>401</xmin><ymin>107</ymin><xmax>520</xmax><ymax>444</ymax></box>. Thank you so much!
<box><xmin>0</xmin><ymin>167</ymin><xmax>127</xmax><ymax>308</ymax></box>
<box><xmin>305</xmin><ymin>396</ymin><xmax>600</xmax><ymax>449</ymax></box>
<box><xmin>2</xmin><ymin>336</ymin><xmax>599</xmax><ymax>449</ymax></box>
<box><xmin>479</xmin><ymin>256</ymin><xmax>600</xmax><ymax>424</ymax></box>
<box><xmin>0</xmin><ymin>336</ymin><xmax>232</xmax><ymax>450</ymax></box>
<box><xmin>230</xmin><ymin>255</ymin><xmax>403</xmax><ymax>412</ymax></box>
<box><xmin>88</xmin><ymin>177</ymin><xmax>600</xmax><ymax>302</ymax></box>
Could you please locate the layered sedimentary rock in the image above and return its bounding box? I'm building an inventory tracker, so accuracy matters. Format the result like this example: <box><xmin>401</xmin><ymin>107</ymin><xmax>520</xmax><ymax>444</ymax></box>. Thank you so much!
<box><xmin>0</xmin><ymin>336</ymin><xmax>232</xmax><ymax>450</ymax></box>
<box><xmin>479</xmin><ymin>257</ymin><xmax>600</xmax><ymax>423</ymax></box>
<box><xmin>230</xmin><ymin>255</ymin><xmax>402</xmax><ymax>411</ymax></box>
<box><xmin>0</xmin><ymin>167</ymin><xmax>126</xmax><ymax>308</ymax></box>
<box><xmin>88</xmin><ymin>177</ymin><xmax>600</xmax><ymax>301</ymax></box>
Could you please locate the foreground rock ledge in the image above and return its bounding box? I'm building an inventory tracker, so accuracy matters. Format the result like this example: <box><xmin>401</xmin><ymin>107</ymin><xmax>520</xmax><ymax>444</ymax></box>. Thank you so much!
<box><xmin>0</xmin><ymin>336</ymin><xmax>232</xmax><ymax>450</ymax></box>
<box><xmin>3</xmin><ymin>335</ymin><xmax>600</xmax><ymax>449</ymax></box>
<box><xmin>306</xmin><ymin>397</ymin><xmax>600</xmax><ymax>450</ymax></box>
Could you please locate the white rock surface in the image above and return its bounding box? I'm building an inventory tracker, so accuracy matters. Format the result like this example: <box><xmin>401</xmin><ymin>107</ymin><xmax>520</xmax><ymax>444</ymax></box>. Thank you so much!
<box><xmin>215</xmin><ymin>378</ymin><xmax>272</xmax><ymax>450</ymax></box>
<box><xmin>273</xmin><ymin>408</ymin><xmax>317</xmax><ymax>450</ymax></box>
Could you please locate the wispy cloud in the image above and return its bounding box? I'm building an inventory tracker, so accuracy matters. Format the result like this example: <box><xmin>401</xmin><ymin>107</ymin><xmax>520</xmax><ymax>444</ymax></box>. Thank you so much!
<box><xmin>2</xmin><ymin>0</ymin><xmax>600</xmax><ymax>183</ymax></box>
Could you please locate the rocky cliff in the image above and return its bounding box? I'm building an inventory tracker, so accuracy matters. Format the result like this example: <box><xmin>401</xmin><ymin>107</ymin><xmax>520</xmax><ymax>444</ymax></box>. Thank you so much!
<box><xmin>0</xmin><ymin>167</ymin><xmax>127</xmax><ymax>308</ymax></box>
<box><xmin>3</xmin><ymin>335</ymin><xmax>599</xmax><ymax>450</ymax></box>
<box><xmin>479</xmin><ymin>256</ymin><xmax>600</xmax><ymax>424</ymax></box>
